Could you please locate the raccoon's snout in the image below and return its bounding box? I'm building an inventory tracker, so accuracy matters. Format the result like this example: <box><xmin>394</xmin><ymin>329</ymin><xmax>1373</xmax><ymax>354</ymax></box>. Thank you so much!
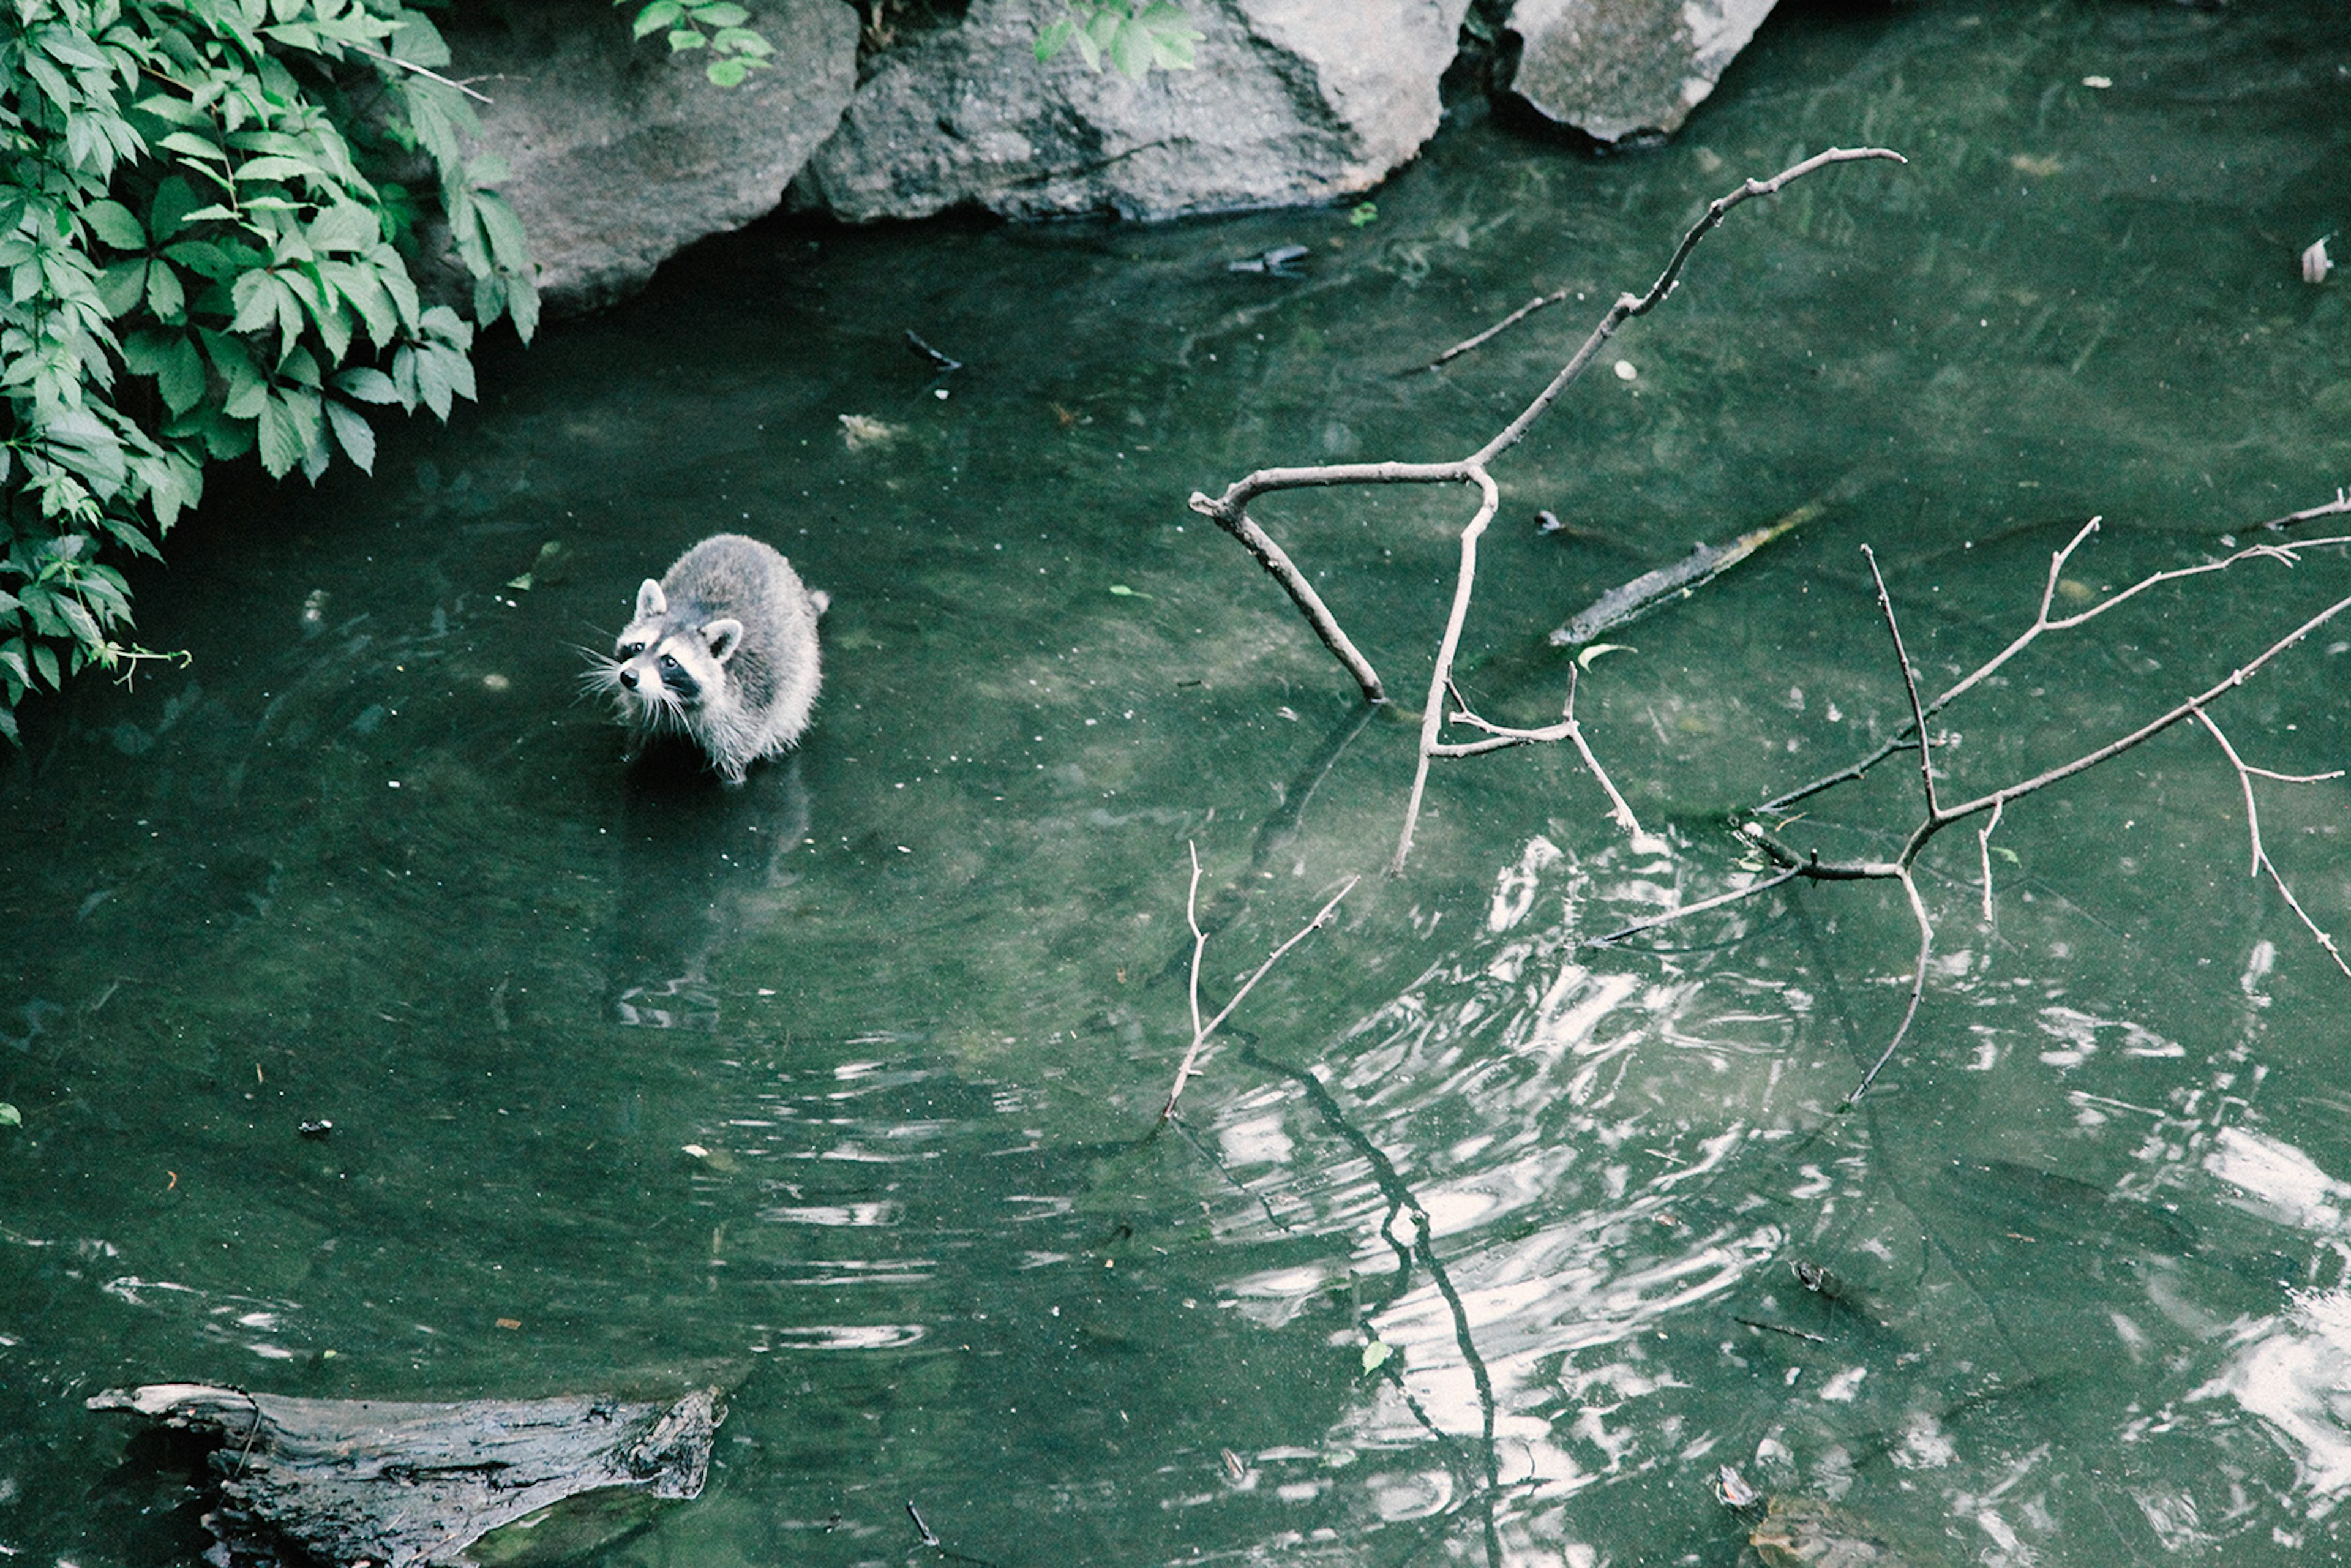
<box><xmin>617</xmin><ymin>666</ymin><xmax>639</xmax><ymax>691</ymax></box>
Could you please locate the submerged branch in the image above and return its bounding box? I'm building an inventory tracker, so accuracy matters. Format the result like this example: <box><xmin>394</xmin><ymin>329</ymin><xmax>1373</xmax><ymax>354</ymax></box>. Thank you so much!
<box><xmin>1761</xmin><ymin>519</ymin><xmax>2351</xmax><ymax>812</ymax></box>
<box><xmin>1190</xmin><ymin>148</ymin><xmax>1903</xmax><ymax>871</ymax></box>
<box><xmin>2192</xmin><ymin>707</ymin><xmax>2351</xmax><ymax>977</ymax></box>
<box><xmin>1160</xmin><ymin>850</ymin><xmax>1357</xmax><ymax>1123</ymax></box>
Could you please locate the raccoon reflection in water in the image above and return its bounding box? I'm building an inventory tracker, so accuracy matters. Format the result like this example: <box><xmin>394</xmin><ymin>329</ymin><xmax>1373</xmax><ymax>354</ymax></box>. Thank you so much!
<box><xmin>606</xmin><ymin>749</ymin><xmax>812</xmax><ymax>1029</ymax></box>
<box><xmin>587</xmin><ymin>533</ymin><xmax>828</xmax><ymax>785</ymax></box>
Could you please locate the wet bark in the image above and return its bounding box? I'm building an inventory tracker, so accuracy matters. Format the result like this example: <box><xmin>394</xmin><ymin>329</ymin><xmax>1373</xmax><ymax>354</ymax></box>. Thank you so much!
<box><xmin>86</xmin><ymin>1382</ymin><xmax>721</xmax><ymax>1568</ymax></box>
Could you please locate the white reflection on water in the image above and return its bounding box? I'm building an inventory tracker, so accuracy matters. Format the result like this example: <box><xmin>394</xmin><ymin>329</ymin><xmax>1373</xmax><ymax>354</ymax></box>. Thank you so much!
<box><xmin>749</xmin><ymin>1322</ymin><xmax>926</xmax><ymax>1351</ymax></box>
<box><xmin>2197</xmin><ymin>1128</ymin><xmax>2351</xmax><ymax>1512</ymax></box>
<box><xmin>1211</xmin><ymin>833</ymin><xmax>1800</xmax><ymax>1521</ymax></box>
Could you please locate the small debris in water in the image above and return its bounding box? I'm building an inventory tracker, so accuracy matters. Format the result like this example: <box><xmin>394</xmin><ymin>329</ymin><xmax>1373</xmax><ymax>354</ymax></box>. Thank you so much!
<box><xmin>296</xmin><ymin>1120</ymin><xmax>333</xmax><ymax>1140</ymax></box>
<box><xmin>2082</xmin><ymin>73</ymin><xmax>2112</xmax><ymax>88</ymax></box>
<box><xmin>1613</xmin><ymin>359</ymin><xmax>1638</xmax><ymax>380</ymax></box>
<box><xmin>838</xmin><ymin>413</ymin><xmax>904</xmax><ymax>451</ymax></box>
<box><xmin>1228</xmin><ymin>244</ymin><xmax>1309</xmax><ymax>277</ymax></box>
<box><xmin>904</xmin><ymin>330</ymin><xmax>963</xmax><ymax>373</ymax></box>
<box><xmin>1712</xmin><ymin>1464</ymin><xmax>1761</xmax><ymax>1508</ymax></box>
<box><xmin>1791</xmin><ymin>1258</ymin><xmax>1843</xmax><ymax>1297</ymax></box>
<box><xmin>2303</xmin><ymin>237</ymin><xmax>2334</xmax><ymax>284</ymax></box>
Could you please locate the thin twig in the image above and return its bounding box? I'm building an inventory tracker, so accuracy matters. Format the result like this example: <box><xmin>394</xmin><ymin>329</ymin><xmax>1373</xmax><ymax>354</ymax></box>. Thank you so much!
<box><xmin>1903</xmin><ymin>591</ymin><xmax>2351</xmax><ymax>858</ymax></box>
<box><xmin>2191</xmin><ymin>707</ymin><xmax>2351</xmax><ymax>975</ymax></box>
<box><xmin>1846</xmin><ymin>869</ymin><xmax>1933</xmax><ymax>1106</ymax></box>
<box><xmin>1763</xmin><ymin>521</ymin><xmax>2351</xmax><ymax>812</ymax></box>
<box><xmin>1864</xmin><ymin>545</ymin><xmax>1938</xmax><ymax>819</ymax></box>
<box><xmin>1441</xmin><ymin>669</ymin><xmax>1662</xmax><ymax>850</ymax></box>
<box><xmin>1976</xmin><ymin>798</ymin><xmax>2004</xmax><ymax>925</ymax></box>
<box><xmin>1185</xmin><ymin>844</ymin><xmax>1207</xmax><ymax>1043</ymax></box>
<box><xmin>348</xmin><ymin>42</ymin><xmax>495</xmax><ymax>104</ymax></box>
<box><xmin>1734</xmin><ymin>1316</ymin><xmax>1829</xmax><ymax>1344</ymax></box>
<box><xmin>1412</xmin><ymin>285</ymin><xmax>1573</xmax><ymax>373</ymax></box>
<box><xmin>1160</xmin><ymin>861</ymin><xmax>1359</xmax><ymax>1123</ymax></box>
<box><xmin>1589</xmin><ymin>860</ymin><xmax>1807</xmax><ymax>947</ymax></box>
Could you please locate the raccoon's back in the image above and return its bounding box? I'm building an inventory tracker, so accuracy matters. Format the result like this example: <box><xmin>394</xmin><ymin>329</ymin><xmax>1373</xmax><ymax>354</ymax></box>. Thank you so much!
<box><xmin>662</xmin><ymin>533</ymin><xmax>825</xmax><ymax>762</ymax></box>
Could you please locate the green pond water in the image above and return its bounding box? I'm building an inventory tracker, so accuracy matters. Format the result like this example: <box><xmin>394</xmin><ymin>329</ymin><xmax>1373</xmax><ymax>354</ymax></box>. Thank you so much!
<box><xmin>7</xmin><ymin>1</ymin><xmax>2351</xmax><ymax>1563</ymax></box>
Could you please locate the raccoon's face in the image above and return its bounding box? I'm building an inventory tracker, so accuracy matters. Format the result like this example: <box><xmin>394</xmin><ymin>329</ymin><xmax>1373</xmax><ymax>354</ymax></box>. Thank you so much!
<box><xmin>591</xmin><ymin>577</ymin><xmax>746</xmax><ymax>727</ymax></box>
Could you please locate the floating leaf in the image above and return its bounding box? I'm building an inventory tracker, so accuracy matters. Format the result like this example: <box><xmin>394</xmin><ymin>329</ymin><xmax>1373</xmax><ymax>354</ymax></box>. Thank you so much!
<box><xmin>1107</xmin><ymin>583</ymin><xmax>1152</xmax><ymax>599</ymax></box>
<box><xmin>1349</xmin><ymin>201</ymin><xmax>1379</xmax><ymax>228</ymax></box>
<box><xmin>1577</xmin><ymin>642</ymin><xmax>1634</xmax><ymax>669</ymax></box>
<box><xmin>1361</xmin><ymin>1340</ymin><xmax>1393</xmax><ymax>1373</ymax></box>
<box><xmin>1991</xmin><ymin>846</ymin><xmax>2020</xmax><ymax>865</ymax></box>
<box><xmin>0</xmin><ymin>1103</ymin><xmax>20</xmax><ymax>1127</ymax></box>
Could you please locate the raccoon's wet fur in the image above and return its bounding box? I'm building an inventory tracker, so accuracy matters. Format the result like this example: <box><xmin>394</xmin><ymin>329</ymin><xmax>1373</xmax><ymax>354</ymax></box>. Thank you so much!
<box><xmin>588</xmin><ymin>534</ymin><xmax>828</xmax><ymax>784</ymax></box>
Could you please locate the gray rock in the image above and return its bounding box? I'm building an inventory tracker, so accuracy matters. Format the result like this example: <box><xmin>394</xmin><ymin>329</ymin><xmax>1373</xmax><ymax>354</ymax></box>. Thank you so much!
<box><xmin>446</xmin><ymin>0</ymin><xmax>859</xmax><ymax>314</ymax></box>
<box><xmin>798</xmin><ymin>0</ymin><xmax>1474</xmax><ymax>223</ymax></box>
<box><xmin>1502</xmin><ymin>0</ymin><xmax>1780</xmax><ymax>144</ymax></box>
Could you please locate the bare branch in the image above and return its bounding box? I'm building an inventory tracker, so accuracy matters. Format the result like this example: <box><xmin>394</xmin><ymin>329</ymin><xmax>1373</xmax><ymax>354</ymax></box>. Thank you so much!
<box><xmin>1468</xmin><ymin>148</ymin><xmax>1907</xmax><ymax>473</ymax></box>
<box><xmin>1393</xmin><ymin>471</ymin><xmax>1502</xmax><ymax>875</ymax></box>
<box><xmin>1864</xmin><ymin>546</ymin><xmax>1938</xmax><ymax>819</ymax></box>
<box><xmin>1762</xmin><ymin>522</ymin><xmax>2351</xmax><ymax>812</ymax></box>
<box><xmin>1846</xmin><ymin>871</ymin><xmax>1933</xmax><ymax>1106</ymax></box>
<box><xmin>1976</xmin><ymin>798</ymin><xmax>2005</xmax><ymax>926</ymax></box>
<box><xmin>1414</xmin><ymin>285</ymin><xmax>1574</xmax><ymax>373</ymax></box>
<box><xmin>1904</xmin><ymin>591</ymin><xmax>2351</xmax><ymax>859</ymax></box>
<box><xmin>1160</xmin><ymin>868</ymin><xmax>1359</xmax><ymax>1123</ymax></box>
<box><xmin>1768</xmin><ymin>531</ymin><xmax>2351</xmax><ymax>822</ymax></box>
<box><xmin>1438</xmin><ymin>670</ymin><xmax>1664</xmax><ymax>850</ymax></box>
<box><xmin>2259</xmin><ymin>487</ymin><xmax>2351</xmax><ymax>532</ymax></box>
<box><xmin>2192</xmin><ymin>709</ymin><xmax>2351</xmax><ymax>977</ymax></box>
<box><xmin>1189</xmin><ymin>500</ymin><xmax>1388</xmax><ymax>703</ymax></box>
<box><xmin>1186</xmin><ymin>149</ymin><xmax>1905</xmax><ymax>873</ymax></box>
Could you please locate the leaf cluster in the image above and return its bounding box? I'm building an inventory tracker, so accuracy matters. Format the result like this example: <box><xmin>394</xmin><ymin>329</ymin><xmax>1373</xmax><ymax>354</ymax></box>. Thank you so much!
<box><xmin>620</xmin><ymin>0</ymin><xmax>773</xmax><ymax>88</ymax></box>
<box><xmin>1035</xmin><ymin>1</ymin><xmax>1200</xmax><ymax>79</ymax></box>
<box><xmin>0</xmin><ymin>0</ymin><xmax>538</xmax><ymax>741</ymax></box>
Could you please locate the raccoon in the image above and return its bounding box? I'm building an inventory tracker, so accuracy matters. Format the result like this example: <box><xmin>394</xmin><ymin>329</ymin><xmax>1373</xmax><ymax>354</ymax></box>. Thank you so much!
<box><xmin>588</xmin><ymin>534</ymin><xmax>828</xmax><ymax>784</ymax></box>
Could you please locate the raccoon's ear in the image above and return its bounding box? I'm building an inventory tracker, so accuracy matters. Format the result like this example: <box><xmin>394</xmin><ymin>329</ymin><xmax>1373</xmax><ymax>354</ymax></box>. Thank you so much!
<box><xmin>634</xmin><ymin>579</ymin><xmax>666</xmax><ymax>621</ymax></box>
<box><xmin>702</xmin><ymin>618</ymin><xmax>746</xmax><ymax>663</ymax></box>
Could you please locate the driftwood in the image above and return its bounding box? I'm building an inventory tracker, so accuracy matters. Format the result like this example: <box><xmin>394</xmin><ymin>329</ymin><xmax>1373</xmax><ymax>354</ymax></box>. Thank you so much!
<box><xmin>87</xmin><ymin>1382</ymin><xmax>721</xmax><ymax>1568</ymax></box>
<box><xmin>1548</xmin><ymin>490</ymin><xmax>1824</xmax><ymax>648</ymax></box>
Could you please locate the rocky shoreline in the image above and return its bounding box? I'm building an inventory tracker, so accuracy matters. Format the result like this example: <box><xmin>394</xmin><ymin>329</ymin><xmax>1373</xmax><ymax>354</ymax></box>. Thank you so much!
<box><xmin>446</xmin><ymin>0</ymin><xmax>1785</xmax><ymax>313</ymax></box>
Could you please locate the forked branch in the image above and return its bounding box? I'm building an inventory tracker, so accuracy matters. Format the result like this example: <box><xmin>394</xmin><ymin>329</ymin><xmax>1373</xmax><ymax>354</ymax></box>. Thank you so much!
<box><xmin>2191</xmin><ymin>707</ymin><xmax>2350</xmax><ymax>977</ymax></box>
<box><xmin>1763</xmin><ymin>510</ymin><xmax>2351</xmax><ymax>812</ymax></box>
<box><xmin>1592</xmin><ymin>508</ymin><xmax>2351</xmax><ymax>1103</ymax></box>
<box><xmin>1160</xmin><ymin>844</ymin><xmax>1358</xmax><ymax>1123</ymax></box>
<box><xmin>1191</xmin><ymin>146</ymin><xmax>1907</xmax><ymax>872</ymax></box>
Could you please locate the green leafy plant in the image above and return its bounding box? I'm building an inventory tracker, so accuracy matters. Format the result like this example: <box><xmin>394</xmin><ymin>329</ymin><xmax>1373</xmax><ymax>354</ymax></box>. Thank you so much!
<box><xmin>1035</xmin><ymin>1</ymin><xmax>1201</xmax><ymax>78</ymax></box>
<box><xmin>621</xmin><ymin>0</ymin><xmax>774</xmax><ymax>87</ymax></box>
<box><xmin>0</xmin><ymin>0</ymin><xmax>536</xmax><ymax>741</ymax></box>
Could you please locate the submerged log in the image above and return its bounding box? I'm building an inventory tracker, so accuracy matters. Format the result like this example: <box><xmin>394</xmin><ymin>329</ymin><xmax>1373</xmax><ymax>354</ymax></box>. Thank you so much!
<box><xmin>86</xmin><ymin>1382</ymin><xmax>721</xmax><ymax>1568</ymax></box>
